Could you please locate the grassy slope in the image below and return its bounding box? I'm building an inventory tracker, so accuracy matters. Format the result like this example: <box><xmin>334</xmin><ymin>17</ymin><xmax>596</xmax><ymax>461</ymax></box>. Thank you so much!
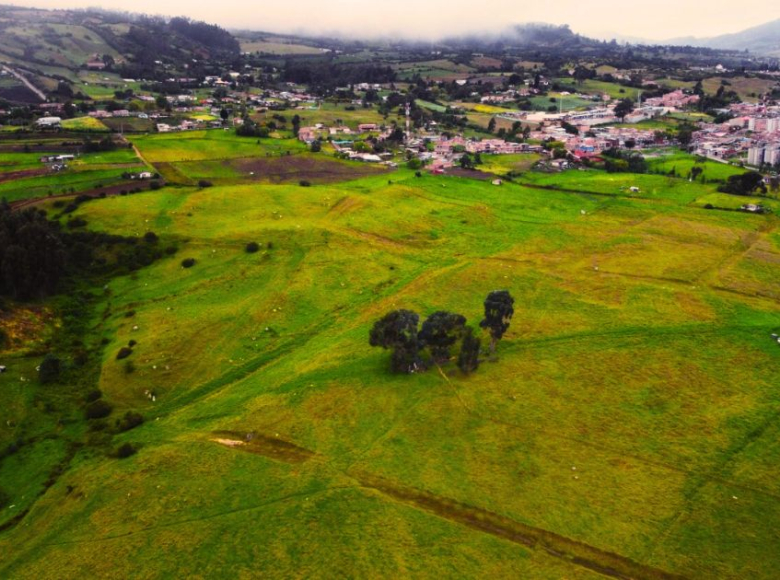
<box><xmin>1</xmin><ymin>162</ymin><xmax>780</xmax><ymax>578</ymax></box>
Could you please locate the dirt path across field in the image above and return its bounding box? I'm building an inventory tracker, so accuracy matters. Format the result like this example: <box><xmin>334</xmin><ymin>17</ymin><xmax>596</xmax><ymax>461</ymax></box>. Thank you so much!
<box><xmin>209</xmin><ymin>430</ymin><xmax>684</xmax><ymax>580</ymax></box>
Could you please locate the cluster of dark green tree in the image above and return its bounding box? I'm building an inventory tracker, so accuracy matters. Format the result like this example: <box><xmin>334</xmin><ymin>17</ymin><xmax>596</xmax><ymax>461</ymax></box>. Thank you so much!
<box><xmin>717</xmin><ymin>172</ymin><xmax>767</xmax><ymax>196</ymax></box>
<box><xmin>369</xmin><ymin>291</ymin><xmax>514</xmax><ymax>375</ymax></box>
<box><xmin>601</xmin><ymin>148</ymin><xmax>648</xmax><ymax>174</ymax></box>
<box><xmin>235</xmin><ymin>118</ymin><xmax>271</xmax><ymax>138</ymax></box>
<box><xmin>0</xmin><ymin>202</ymin><xmax>169</xmax><ymax>300</ymax></box>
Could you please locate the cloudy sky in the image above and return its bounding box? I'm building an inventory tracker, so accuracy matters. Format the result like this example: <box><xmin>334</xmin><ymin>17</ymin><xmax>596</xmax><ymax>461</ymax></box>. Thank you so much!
<box><xmin>9</xmin><ymin>0</ymin><xmax>780</xmax><ymax>40</ymax></box>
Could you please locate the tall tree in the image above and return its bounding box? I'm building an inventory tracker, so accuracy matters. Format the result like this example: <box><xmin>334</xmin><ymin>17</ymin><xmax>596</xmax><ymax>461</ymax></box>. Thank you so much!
<box><xmin>369</xmin><ymin>310</ymin><xmax>421</xmax><ymax>373</ymax></box>
<box><xmin>457</xmin><ymin>327</ymin><xmax>481</xmax><ymax>374</ymax></box>
<box><xmin>460</xmin><ymin>153</ymin><xmax>476</xmax><ymax>170</ymax></box>
<box><xmin>480</xmin><ymin>290</ymin><xmax>515</xmax><ymax>354</ymax></box>
<box><xmin>614</xmin><ymin>98</ymin><xmax>634</xmax><ymax>123</ymax></box>
<box><xmin>418</xmin><ymin>311</ymin><xmax>467</xmax><ymax>363</ymax></box>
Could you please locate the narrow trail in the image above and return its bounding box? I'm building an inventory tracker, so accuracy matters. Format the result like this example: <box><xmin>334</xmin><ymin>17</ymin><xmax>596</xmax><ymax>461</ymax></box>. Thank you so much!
<box><xmin>205</xmin><ymin>426</ymin><xmax>686</xmax><ymax>580</ymax></box>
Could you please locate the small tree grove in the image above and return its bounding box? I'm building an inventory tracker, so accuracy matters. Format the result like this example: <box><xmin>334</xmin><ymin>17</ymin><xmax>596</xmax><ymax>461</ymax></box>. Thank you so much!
<box><xmin>369</xmin><ymin>290</ymin><xmax>514</xmax><ymax>375</ymax></box>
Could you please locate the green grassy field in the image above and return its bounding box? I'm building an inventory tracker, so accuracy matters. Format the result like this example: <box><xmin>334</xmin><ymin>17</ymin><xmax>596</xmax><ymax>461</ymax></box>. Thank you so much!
<box><xmin>0</xmin><ymin>168</ymin><xmax>134</xmax><ymax>202</ymax></box>
<box><xmin>656</xmin><ymin>77</ymin><xmax>779</xmax><ymax>103</ymax></box>
<box><xmin>647</xmin><ymin>152</ymin><xmax>747</xmax><ymax>182</ymax></box>
<box><xmin>556</xmin><ymin>78</ymin><xmax>631</xmax><ymax>100</ymax></box>
<box><xmin>0</xmin><ymin>152</ymin><xmax>44</xmax><ymax>173</ymax></box>
<box><xmin>416</xmin><ymin>100</ymin><xmax>448</xmax><ymax>113</ymax></box>
<box><xmin>61</xmin><ymin>117</ymin><xmax>111</xmax><ymax>132</ymax></box>
<box><xmin>478</xmin><ymin>153</ymin><xmax>542</xmax><ymax>175</ymax></box>
<box><xmin>254</xmin><ymin>104</ymin><xmax>389</xmax><ymax>132</ymax></box>
<box><xmin>0</xmin><ymin>148</ymin><xmax>144</xmax><ymax>201</ymax></box>
<box><xmin>530</xmin><ymin>94</ymin><xmax>594</xmax><ymax>112</ymax></box>
<box><xmin>130</xmin><ymin>131</ymin><xmax>308</xmax><ymax>163</ymax></box>
<box><xmin>2</xmin><ymin>146</ymin><xmax>780</xmax><ymax>578</ymax></box>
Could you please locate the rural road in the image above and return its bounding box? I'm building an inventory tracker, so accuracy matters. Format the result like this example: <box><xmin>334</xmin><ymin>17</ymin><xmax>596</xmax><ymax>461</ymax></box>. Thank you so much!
<box><xmin>1</xmin><ymin>65</ymin><xmax>47</xmax><ymax>102</ymax></box>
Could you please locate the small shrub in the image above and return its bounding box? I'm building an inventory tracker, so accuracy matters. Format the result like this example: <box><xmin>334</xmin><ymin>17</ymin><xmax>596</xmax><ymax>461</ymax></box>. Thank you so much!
<box><xmin>67</xmin><ymin>218</ymin><xmax>87</xmax><ymax>228</ymax></box>
<box><xmin>128</xmin><ymin>340</ymin><xmax>137</xmax><ymax>347</ymax></box>
<box><xmin>38</xmin><ymin>354</ymin><xmax>61</xmax><ymax>384</ymax></box>
<box><xmin>115</xmin><ymin>443</ymin><xmax>137</xmax><ymax>458</ymax></box>
<box><xmin>73</xmin><ymin>349</ymin><xmax>89</xmax><ymax>367</ymax></box>
<box><xmin>245</xmin><ymin>242</ymin><xmax>260</xmax><ymax>254</ymax></box>
<box><xmin>149</xmin><ymin>181</ymin><xmax>162</xmax><ymax>191</ymax></box>
<box><xmin>116</xmin><ymin>347</ymin><xmax>133</xmax><ymax>360</ymax></box>
<box><xmin>165</xmin><ymin>246</ymin><xmax>178</xmax><ymax>255</ymax></box>
<box><xmin>125</xmin><ymin>310</ymin><xmax>136</xmax><ymax>318</ymax></box>
<box><xmin>181</xmin><ymin>258</ymin><xmax>196</xmax><ymax>268</ymax></box>
<box><xmin>299</xmin><ymin>180</ymin><xmax>311</xmax><ymax>187</ymax></box>
<box><xmin>85</xmin><ymin>389</ymin><xmax>103</xmax><ymax>403</ymax></box>
<box><xmin>85</xmin><ymin>399</ymin><xmax>113</xmax><ymax>420</ymax></box>
<box><xmin>198</xmin><ymin>180</ymin><xmax>213</xmax><ymax>188</ymax></box>
<box><xmin>704</xmin><ymin>203</ymin><xmax>714</xmax><ymax>209</ymax></box>
<box><xmin>116</xmin><ymin>411</ymin><xmax>144</xmax><ymax>433</ymax></box>
<box><xmin>143</xmin><ymin>231</ymin><xmax>159</xmax><ymax>243</ymax></box>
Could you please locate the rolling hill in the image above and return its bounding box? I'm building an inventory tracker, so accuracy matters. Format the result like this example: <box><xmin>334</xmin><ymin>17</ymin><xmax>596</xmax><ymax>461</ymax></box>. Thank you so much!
<box><xmin>0</xmin><ymin>5</ymin><xmax>239</xmax><ymax>102</ymax></box>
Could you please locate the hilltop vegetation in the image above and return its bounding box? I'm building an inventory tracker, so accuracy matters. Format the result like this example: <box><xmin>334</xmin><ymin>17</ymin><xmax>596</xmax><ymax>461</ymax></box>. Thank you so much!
<box><xmin>0</xmin><ymin>5</ymin><xmax>239</xmax><ymax>103</ymax></box>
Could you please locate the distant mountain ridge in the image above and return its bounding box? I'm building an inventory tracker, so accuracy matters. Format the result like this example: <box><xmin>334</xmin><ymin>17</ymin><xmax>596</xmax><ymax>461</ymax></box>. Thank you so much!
<box><xmin>666</xmin><ymin>18</ymin><xmax>780</xmax><ymax>56</ymax></box>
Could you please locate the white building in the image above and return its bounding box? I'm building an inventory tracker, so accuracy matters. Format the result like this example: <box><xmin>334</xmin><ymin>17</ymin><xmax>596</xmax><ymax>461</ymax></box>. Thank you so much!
<box><xmin>747</xmin><ymin>147</ymin><xmax>765</xmax><ymax>166</ymax></box>
<box><xmin>36</xmin><ymin>116</ymin><xmax>61</xmax><ymax>128</ymax></box>
<box><xmin>766</xmin><ymin>147</ymin><xmax>780</xmax><ymax>166</ymax></box>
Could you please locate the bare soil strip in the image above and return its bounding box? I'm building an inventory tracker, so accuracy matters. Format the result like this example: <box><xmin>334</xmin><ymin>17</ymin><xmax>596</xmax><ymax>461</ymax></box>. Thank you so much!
<box><xmin>210</xmin><ymin>434</ymin><xmax>684</xmax><ymax>579</ymax></box>
<box><xmin>0</xmin><ymin>168</ymin><xmax>49</xmax><ymax>183</ymax></box>
<box><xmin>353</xmin><ymin>471</ymin><xmax>687</xmax><ymax>580</ymax></box>
<box><xmin>211</xmin><ymin>430</ymin><xmax>315</xmax><ymax>464</ymax></box>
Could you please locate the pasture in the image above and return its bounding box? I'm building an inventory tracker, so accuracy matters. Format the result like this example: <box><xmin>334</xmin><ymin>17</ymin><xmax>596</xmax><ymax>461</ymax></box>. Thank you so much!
<box><xmin>647</xmin><ymin>152</ymin><xmax>747</xmax><ymax>182</ymax></box>
<box><xmin>164</xmin><ymin>154</ymin><xmax>388</xmax><ymax>186</ymax></box>
<box><xmin>130</xmin><ymin>131</ymin><xmax>308</xmax><ymax>163</ymax></box>
<box><xmin>254</xmin><ymin>103</ymin><xmax>388</xmax><ymax>131</ymax></box>
<box><xmin>0</xmin><ymin>148</ymin><xmax>144</xmax><ymax>202</ymax></box>
<box><xmin>2</xmin><ymin>160</ymin><xmax>780</xmax><ymax>579</ymax></box>
<box><xmin>530</xmin><ymin>94</ymin><xmax>593</xmax><ymax>112</ymax></box>
<box><xmin>61</xmin><ymin>117</ymin><xmax>110</xmax><ymax>132</ymax></box>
